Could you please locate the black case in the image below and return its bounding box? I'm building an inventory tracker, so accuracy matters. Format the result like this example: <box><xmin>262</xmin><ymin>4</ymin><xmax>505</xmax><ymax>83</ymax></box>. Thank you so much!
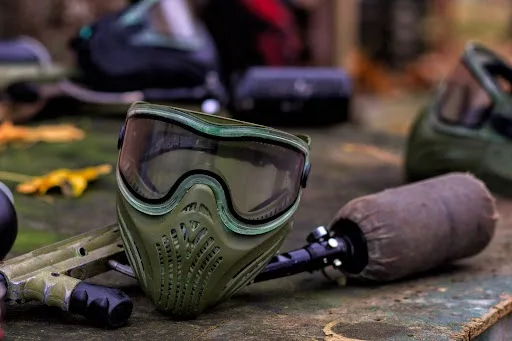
<box><xmin>230</xmin><ymin>67</ymin><xmax>352</xmax><ymax>126</ymax></box>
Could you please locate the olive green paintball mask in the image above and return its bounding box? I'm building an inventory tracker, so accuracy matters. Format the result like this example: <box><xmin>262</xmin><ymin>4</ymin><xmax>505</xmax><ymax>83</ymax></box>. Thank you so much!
<box><xmin>405</xmin><ymin>41</ymin><xmax>512</xmax><ymax>195</ymax></box>
<box><xmin>115</xmin><ymin>102</ymin><xmax>311</xmax><ymax>318</ymax></box>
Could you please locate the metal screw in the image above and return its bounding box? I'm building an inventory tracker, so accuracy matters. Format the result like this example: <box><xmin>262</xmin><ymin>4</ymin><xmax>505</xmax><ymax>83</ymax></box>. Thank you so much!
<box><xmin>327</xmin><ymin>238</ymin><xmax>339</xmax><ymax>249</ymax></box>
<box><xmin>307</xmin><ymin>226</ymin><xmax>329</xmax><ymax>243</ymax></box>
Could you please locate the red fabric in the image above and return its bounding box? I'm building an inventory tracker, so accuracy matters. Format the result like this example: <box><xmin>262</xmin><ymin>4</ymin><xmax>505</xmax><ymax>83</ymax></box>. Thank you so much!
<box><xmin>241</xmin><ymin>0</ymin><xmax>292</xmax><ymax>31</ymax></box>
<box><xmin>257</xmin><ymin>32</ymin><xmax>286</xmax><ymax>65</ymax></box>
<box><xmin>240</xmin><ymin>0</ymin><xmax>302</xmax><ymax>65</ymax></box>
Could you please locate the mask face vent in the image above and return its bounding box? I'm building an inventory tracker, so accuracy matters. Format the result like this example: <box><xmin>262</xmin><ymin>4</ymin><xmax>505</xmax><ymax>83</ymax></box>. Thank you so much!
<box><xmin>153</xmin><ymin>201</ymin><xmax>224</xmax><ymax>317</ymax></box>
<box><xmin>220</xmin><ymin>233</ymin><xmax>286</xmax><ymax>301</ymax></box>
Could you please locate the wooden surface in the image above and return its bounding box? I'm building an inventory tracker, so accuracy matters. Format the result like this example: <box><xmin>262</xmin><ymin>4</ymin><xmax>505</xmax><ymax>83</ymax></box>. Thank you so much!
<box><xmin>0</xmin><ymin>94</ymin><xmax>511</xmax><ymax>340</ymax></box>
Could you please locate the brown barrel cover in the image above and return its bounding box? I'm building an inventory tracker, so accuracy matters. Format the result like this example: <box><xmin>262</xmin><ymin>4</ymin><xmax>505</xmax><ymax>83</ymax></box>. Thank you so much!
<box><xmin>329</xmin><ymin>172</ymin><xmax>499</xmax><ymax>282</ymax></box>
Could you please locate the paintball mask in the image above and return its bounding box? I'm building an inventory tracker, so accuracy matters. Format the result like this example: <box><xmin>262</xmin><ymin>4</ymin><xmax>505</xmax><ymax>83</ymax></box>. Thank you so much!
<box><xmin>115</xmin><ymin>102</ymin><xmax>311</xmax><ymax>318</ymax></box>
<box><xmin>405</xmin><ymin>41</ymin><xmax>512</xmax><ymax>196</ymax></box>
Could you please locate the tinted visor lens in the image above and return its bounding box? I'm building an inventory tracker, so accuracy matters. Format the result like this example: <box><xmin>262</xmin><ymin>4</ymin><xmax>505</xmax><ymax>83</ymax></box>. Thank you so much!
<box><xmin>119</xmin><ymin>116</ymin><xmax>306</xmax><ymax>222</ymax></box>
<box><xmin>435</xmin><ymin>57</ymin><xmax>493</xmax><ymax>128</ymax></box>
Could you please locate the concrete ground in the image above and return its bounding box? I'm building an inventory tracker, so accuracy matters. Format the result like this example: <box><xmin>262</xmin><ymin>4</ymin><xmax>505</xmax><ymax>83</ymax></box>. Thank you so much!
<box><xmin>0</xmin><ymin>93</ymin><xmax>511</xmax><ymax>340</ymax></box>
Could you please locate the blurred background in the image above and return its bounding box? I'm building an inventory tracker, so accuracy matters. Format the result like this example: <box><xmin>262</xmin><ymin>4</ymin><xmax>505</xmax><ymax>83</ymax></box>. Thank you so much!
<box><xmin>0</xmin><ymin>0</ymin><xmax>509</xmax><ymax>70</ymax></box>
<box><xmin>0</xmin><ymin>0</ymin><xmax>510</xmax><ymax>129</ymax></box>
<box><xmin>2</xmin><ymin>1</ymin><xmax>507</xmax><ymax>77</ymax></box>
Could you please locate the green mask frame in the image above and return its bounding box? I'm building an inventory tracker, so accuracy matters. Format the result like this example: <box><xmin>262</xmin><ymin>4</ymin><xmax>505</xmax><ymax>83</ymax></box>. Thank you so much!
<box><xmin>116</xmin><ymin>102</ymin><xmax>311</xmax><ymax>318</ymax></box>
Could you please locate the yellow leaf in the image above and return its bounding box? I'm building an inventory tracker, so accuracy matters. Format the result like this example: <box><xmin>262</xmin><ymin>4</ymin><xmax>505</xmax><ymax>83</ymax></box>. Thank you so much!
<box><xmin>0</xmin><ymin>121</ymin><xmax>85</xmax><ymax>146</ymax></box>
<box><xmin>15</xmin><ymin>164</ymin><xmax>113</xmax><ymax>197</ymax></box>
<box><xmin>66</xmin><ymin>175</ymin><xmax>88</xmax><ymax>197</ymax></box>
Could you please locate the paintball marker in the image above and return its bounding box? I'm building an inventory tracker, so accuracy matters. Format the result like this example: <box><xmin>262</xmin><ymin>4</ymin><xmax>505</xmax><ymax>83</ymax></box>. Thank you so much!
<box><xmin>0</xmin><ymin>183</ymin><xmax>133</xmax><ymax>329</ymax></box>
<box><xmin>0</xmin><ymin>172</ymin><xmax>497</xmax><ymax>327</ymax></box>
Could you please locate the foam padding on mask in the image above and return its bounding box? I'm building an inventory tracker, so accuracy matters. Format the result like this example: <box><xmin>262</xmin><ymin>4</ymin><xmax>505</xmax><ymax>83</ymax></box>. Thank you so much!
<box><xmin>328</xmin><ymin>173</ymin><xmax>498</xmax><ymax>282</ymax></box>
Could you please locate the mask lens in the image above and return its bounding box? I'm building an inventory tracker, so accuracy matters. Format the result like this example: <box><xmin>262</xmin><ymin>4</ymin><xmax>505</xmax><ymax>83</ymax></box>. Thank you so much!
<box><xmin>435</xmin><ymin>57</ymin><xmax>493</xmax><ymax>128</ymax></box>
<box><xmin>118</xmin><ymin>116</ymin><xmax>306</xmax><ymax>222</ymax></box>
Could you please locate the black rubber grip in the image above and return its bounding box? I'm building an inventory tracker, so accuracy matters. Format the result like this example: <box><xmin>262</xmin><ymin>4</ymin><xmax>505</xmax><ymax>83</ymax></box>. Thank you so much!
<box><xmin>68</xmin><ymin>282</ymin><xmax>133</xmax><ymax>329</ymax></box>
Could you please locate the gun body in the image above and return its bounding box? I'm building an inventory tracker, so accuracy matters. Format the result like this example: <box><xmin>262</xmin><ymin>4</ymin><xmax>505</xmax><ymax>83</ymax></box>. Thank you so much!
<box><xmin>0</xmin><ymin>224</ymin><xmax>130</xmax><ymax>327</ymax></box>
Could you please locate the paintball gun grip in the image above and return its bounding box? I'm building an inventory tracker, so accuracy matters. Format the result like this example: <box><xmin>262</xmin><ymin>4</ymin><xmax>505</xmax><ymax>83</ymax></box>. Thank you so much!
<box><xmin>22</xmin><ymin>271</ymin><xmax>132</xmax><ymax>328</ymax></box>
<box><xmin>69</xmin><ymin>282</ymin><xmax>133</xmax><ymax>329</ymax></box>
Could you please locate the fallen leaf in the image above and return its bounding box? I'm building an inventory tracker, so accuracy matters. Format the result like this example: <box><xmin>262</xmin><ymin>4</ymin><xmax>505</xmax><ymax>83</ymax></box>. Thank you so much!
<box><xmin>15</xmin><ymin>164</ymin><xmax>112</xmax><ymax>197</ymax></box>
<box><xmin>0</xmin><ymin>121</ymin><xmax>85</xmax><ymax>146</ymax></box>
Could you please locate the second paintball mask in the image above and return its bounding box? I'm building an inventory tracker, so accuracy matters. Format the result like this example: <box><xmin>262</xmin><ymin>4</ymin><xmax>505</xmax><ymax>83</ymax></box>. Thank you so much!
<box><xmin>405</xmin><ymin>41</ymin><xmax>512</xmax><ymax>195</ymax></box>
<box><xmin>115</xmin><ymin>102</ymin><xmax>311</xmax><ymax>318</ymax></box>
